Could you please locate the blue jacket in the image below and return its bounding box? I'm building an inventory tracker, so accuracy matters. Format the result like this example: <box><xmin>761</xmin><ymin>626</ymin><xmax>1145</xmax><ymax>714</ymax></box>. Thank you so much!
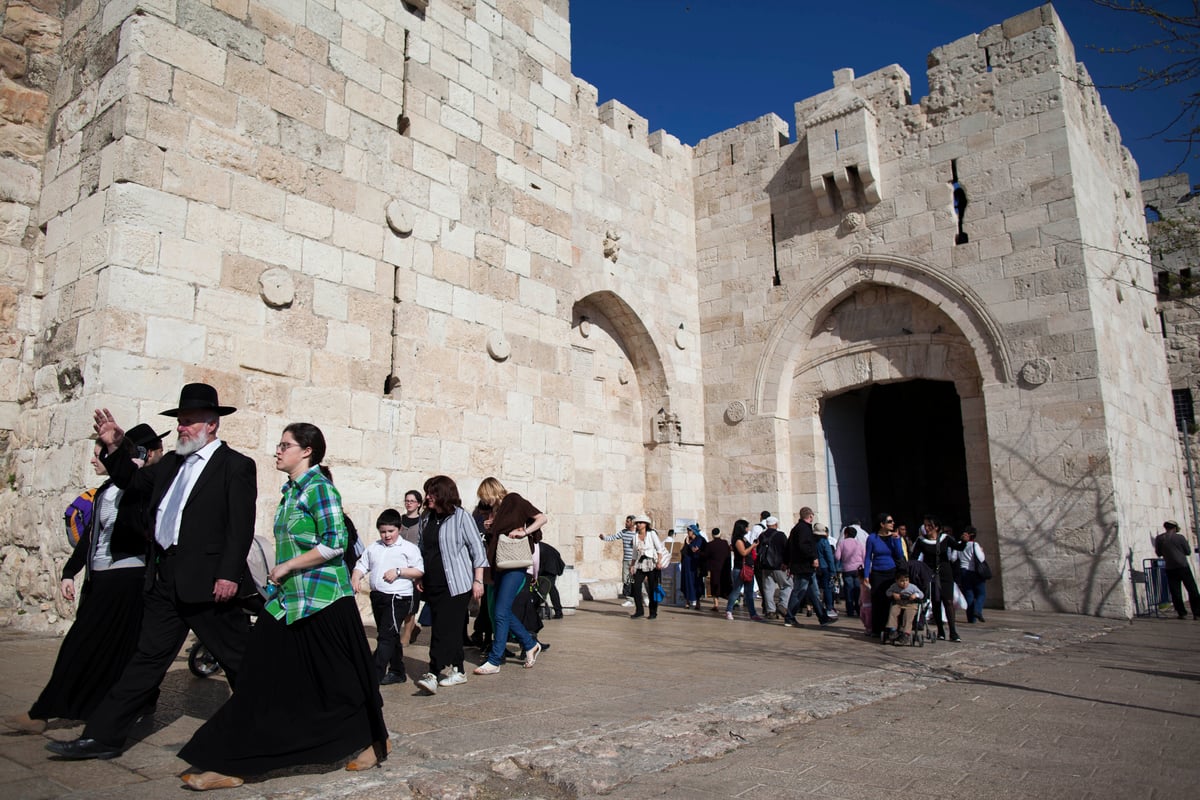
<box><xmin>815</xmin><ymin>534</ymin><xmax>836</xmax><ymax>576</ymax></box>
<box><xmin>863</xmin><ymin>532</ymin><xmax>905</xmax><ymax>580</ymax></box>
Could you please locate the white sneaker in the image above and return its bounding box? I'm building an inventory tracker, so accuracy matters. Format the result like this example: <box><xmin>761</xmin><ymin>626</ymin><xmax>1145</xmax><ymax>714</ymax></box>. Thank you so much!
<box><xmin>725</xmin><ymin>611</ymin><xmax>734</xmax><ymax>620</ymax></box>
<box><xmin>415</xmin><ymin>673</ymin><xmax>438</xmax><ymax>695</ymax></box>
<box><xmin>438</xmin><ymin>666</ymin><xmax>467</xmax><ymax>687</ymax></box>
<box><xmin>621</xmin><ymin>599</ymin><xmax>634</xmax><ymax>607</ymax></box>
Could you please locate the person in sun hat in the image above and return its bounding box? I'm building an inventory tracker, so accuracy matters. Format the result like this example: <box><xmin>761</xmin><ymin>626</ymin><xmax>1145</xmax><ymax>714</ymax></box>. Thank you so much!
<box><xmin>48</xmin><ymin>383</ymin><xmax>257</xmax><ymax>764</ymax></box>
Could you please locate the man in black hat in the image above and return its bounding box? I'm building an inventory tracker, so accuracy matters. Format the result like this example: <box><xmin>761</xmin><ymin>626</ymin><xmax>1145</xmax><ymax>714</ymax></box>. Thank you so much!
<box><xmin>1155</xmin><ymin>520</ymin><xmax>1200</xmax><ymax>620</ymax></box>
<box><xmin>49</xmin><ymin>383</ymin><xmax>257</xmax><ymax>760</ymax></box>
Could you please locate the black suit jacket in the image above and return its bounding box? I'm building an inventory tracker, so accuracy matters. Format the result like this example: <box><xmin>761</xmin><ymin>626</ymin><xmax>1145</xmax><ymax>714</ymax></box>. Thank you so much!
<box><xmin>101</xmin><ymin>439</ymin><xmax>257</xmax><ymax>603</ymax></box>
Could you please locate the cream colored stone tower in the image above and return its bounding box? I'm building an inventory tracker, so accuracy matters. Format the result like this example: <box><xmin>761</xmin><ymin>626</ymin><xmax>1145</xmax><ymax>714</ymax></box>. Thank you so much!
<box><xmin>0</xmin><ymin>1</ymin><xmax>1182</xmax><ymax>626</ymax></box>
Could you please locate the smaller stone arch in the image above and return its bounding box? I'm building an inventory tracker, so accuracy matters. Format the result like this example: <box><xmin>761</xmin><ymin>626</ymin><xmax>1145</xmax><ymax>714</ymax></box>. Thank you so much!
<box><xmin>573</xmin><ymin>289</ymin><xmax>673</xmax><ymax>431</ymax></box>
<box><xmin>753</xmin><ymin>254</ymin><xmax>1013</xmax><ymax>418</ymax></box>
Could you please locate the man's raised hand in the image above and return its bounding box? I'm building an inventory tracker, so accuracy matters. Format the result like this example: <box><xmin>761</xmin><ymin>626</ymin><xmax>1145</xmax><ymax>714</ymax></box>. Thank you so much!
<box><xmin>92</xmin><ymin>408</ymin><xmax>125</xmax><ymax>452</ymax></box>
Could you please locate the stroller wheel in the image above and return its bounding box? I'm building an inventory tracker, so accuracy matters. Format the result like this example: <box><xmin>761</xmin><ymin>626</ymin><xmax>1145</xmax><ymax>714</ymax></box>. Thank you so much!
<box><xmin>188</xmin><ymin>643</ymin><xmax>223</xmax><ymax>678</ymax></box>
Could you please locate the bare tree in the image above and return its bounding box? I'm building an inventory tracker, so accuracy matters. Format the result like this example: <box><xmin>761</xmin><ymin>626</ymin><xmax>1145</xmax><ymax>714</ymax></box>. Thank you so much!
<box><xmin>1087</xmin><ymin>0</ymin><xmax>1199</xmax><ymax>171</ymax></box>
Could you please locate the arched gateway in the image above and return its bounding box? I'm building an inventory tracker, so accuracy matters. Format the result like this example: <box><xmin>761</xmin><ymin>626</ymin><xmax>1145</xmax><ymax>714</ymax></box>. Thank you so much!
<box><xmin>755</xmin><ymin>255</ymin><xmax>1008</xmax><ymax>604</ymax></box>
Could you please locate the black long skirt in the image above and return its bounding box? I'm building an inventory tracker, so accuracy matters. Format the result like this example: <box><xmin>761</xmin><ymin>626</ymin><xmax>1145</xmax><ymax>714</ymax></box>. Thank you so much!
<box><xmin>178</xmin><ymin>595</ymin><xmax>386</xmax><ymax>776</ymax></box>
<box><xmin>29</xmin><ymin>567</ymin><xmax>145</xmax><ymax>721</ymax></box>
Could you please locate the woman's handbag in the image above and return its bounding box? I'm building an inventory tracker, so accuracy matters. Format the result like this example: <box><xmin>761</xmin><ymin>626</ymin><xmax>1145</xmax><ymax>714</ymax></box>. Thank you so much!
<box><xmin>972</xmin><ymin>544</ymin><xmax>993</xmax><ymax>580</ymax></box>
<box><xmin>495</xmin><ymin>534</ymin><xmax>533</xmax><ymax>570</ymax></box>
<box><xmin>739</xmin><ymin>563</ymin><xmax>755</xmax><ymax>583</ymax></box>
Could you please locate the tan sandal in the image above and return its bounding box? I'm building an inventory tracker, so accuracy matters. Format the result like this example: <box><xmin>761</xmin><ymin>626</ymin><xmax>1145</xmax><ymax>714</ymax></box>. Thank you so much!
<box><xmin>6</xmin><ymin>711</ymin><xmax>46</xmax><ymax>734</ymax></box>
<box><xmin>345</xmin><ymin>738</ymin><xmax>391</xmax><ymax>771</ymax></box>
<box><xmin>181</xmin><ymin>771</ymin><xmax>244</xmax><ymax>790</ymax></box>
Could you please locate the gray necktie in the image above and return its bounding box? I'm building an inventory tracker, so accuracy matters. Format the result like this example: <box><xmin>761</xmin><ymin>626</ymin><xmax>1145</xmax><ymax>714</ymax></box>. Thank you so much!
<box><xmin>156</xmin><ymin>454</ymin><xmax>199</xmax><ymax>550</ymax></box>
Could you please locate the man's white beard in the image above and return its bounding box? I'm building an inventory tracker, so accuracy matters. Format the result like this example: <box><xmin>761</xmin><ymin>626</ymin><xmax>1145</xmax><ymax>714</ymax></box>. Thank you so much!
<box><xmin>175</xmin><ymin>436</ymin><xmax>205</xmax><ymax>457</ymax></box>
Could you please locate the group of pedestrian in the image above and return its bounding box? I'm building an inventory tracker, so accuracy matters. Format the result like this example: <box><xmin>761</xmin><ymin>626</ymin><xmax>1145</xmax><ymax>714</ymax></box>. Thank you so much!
<box><xmin>11</xmin><ymin>382</ymin><xmax>562</xmax><ymax>792</ymax></box>
<box><xmin>608</xmin><ymin>506</ymin><xmax>998</xmax><ymax>648</ymax></box>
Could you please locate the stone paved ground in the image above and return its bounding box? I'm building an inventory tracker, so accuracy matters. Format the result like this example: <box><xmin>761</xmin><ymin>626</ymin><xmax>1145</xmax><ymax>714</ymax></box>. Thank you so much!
<box><xmin>0</xmin><ymin>601</ymin><xmax>1195</xmax><ymax>799</ymax></box>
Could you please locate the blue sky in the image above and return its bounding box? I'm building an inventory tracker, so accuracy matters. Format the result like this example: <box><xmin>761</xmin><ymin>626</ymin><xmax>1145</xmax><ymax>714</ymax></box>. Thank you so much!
<box><xmin>570</xmin><ymin>1</ymin><xmax>1195</xmax><ymax>183</ymax></box>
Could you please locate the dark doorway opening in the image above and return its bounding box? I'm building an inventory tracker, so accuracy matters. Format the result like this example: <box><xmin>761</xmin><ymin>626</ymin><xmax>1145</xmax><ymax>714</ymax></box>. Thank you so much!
<box><xmin>824</xmin><ymin>379</ymin><xmax>971</xmax><ymax>535</ymax></box>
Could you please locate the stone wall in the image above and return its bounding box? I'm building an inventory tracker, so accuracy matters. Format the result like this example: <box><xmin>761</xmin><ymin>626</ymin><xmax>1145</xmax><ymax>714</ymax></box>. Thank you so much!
<box><xmin>1148</xmin><ymin>173</ymin><xmax>1200</xmax><ymax>541</ymax></box>
<box><xmin>0</xmin><ymin>1</ymin><xmax>1184</xmax><ymax>626</ymax></box>
<box><xmin>0</xmin><ymin>0</ymin><xmax>63</xmax><ymax>621</ymax></box>
<box><xmin>691</xmin><ymin>4</ymin><xmax>1183</xmax><ymax>615</ymax></box>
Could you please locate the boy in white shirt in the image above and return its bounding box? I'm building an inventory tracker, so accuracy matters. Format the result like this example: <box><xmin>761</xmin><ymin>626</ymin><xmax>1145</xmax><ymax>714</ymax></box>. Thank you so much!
<box><xmin>352</xmin><ymin>509</ymin><xmax>424</xmax><ymax>685</ymax></box>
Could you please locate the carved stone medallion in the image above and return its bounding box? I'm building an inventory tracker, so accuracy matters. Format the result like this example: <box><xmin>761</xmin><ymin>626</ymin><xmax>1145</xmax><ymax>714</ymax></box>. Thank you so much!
<box><xmin>1019</xmin><ymin>358</ymin><xmax>1051</xmax><ymax>386</ymax></box>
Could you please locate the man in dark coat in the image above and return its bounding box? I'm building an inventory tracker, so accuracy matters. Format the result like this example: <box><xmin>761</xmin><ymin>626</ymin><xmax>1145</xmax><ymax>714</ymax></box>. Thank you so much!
<box><xmin>49</xmin><ymin>384</ymin><xmax>257</xmax><ymax>760</ymax></box>
<box><xmin>1156</xmin><ymin>520</ymin><xmax>1200</xmax><ymax>620</ymax></box>
<box><xmin>784</xmin><ymin>507</ymin><xmax>835</xmax><ymax>627</ymax></box>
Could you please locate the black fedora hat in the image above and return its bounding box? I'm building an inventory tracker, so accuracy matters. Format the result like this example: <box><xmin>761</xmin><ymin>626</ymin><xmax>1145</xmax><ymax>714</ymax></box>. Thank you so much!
<box><xmin>125</xmin><ymin>423</ymin><xmax>170</xmax><ymax>450</ymax></box>
<box><xmin>159</xmin><ymin>383</ymin><xmax>237</xmax><ymax>417</ymax></box>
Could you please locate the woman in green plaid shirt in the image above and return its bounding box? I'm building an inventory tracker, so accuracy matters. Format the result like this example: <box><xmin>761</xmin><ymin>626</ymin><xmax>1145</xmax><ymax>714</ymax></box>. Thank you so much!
<box><xmin>178</xmin><ymin>423</ymin><xmax>389</xmax><ymax>790</ymax></box>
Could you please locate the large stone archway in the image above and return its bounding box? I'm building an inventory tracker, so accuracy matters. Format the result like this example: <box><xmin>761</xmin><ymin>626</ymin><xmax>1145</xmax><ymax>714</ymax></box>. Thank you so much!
<box><xmin>753</xmin><ymin>254</ymin><xmax>1013</xmax><ymax>419</ymax></box>
<box><xmin>761</xmin><ymin>257</ymin><xmax>1005</xmax><ymax>603</ymax></box>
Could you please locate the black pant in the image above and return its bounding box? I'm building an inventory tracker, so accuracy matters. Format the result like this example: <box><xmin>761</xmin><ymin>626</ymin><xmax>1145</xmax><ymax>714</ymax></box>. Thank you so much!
<box><xmin>544</xmin><ymin>574</ymin><xmax>562</xmax><ymax>616</ymax></box>
<box><xmin>1165</xmin><ymin>566</ymin><xmax>1200</xmax><ymax>618</ymax></box>
<box><xmin>369</xmin><ymin>591</ymin><xmax>413</xmax><ymax>678</ymax></box>
<box><xmin>869</xmin><ymin>568</ymin><xmax>896</xmax><ymax>635</ymax></box>
<box><xmin>632</xmin><ymin>569</ymin><xmax>660</xmax><ymax>615</ymax></box>
<box><xmin>84</xmin><ymin>557</ymin><xmax>250</xmax><ymax>746</ymax></box>
<box><xmin>425</xmin><ymin>587</ymin><xmax>471</xmax><ymax>674</ymax></box>
<box><xmin>934</xmin><ymin>575</ymin><xmax>958</xmax><ymax>638</ymax></box>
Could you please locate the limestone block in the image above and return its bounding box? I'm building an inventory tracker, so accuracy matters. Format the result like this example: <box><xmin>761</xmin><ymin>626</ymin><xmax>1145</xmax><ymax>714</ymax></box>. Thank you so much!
<box><xmin>301</xmin><ymin>238</ymin><xmax>343</xmax><ymax>282</ymax></box>
<box><xmin>269</xmin><ymin>73</ymin><xmax>325</xmax><ymax>130</ymax></box>
<box><xmin>342</xmin><ymin>251</ymin><xmax>377</xmax><ymax>291</ymax></box>
<box><xmin>239</xmin><ymin>219</ymin><xmax>302</xmax><ymax>268</ymax></box>
<box><xmin>326</xmin><ymin>320</ymin><xmax>371</xmax><ymax>357</ymax></box>
<box><xmin>173</xmin><ymin>70</ymin><xmax>238</xmax><ymax>128</ymax></box>
<box><xmin>95</xmin><ymin>349</ymin><xmax>185</xmax><ymax>402</ymax></box>
<box><xmin>329</xmin><ymin>44</ymin><xmax>382</xmax><ymax>93</ymax></box>
<box><xmin>0</xmin><ymin>202</ymin><xmax>30</xmax><ymax>247</ymax></box>
<box><xmin>103</xmin><ymin>267</ymin><xmax>194</xmax><ymax>319</ymax></box>
<box><xmin>332</xmin><ymin>210</ymin><xmax>382</xmax><ymax>259</ymax></box>
<box><xmin>224</xmin><ymin>54</ymin><xmax>272</xmax><ymax>107</ymax></box>
<box><xmin>163</xmin><ymin>152</ymin><xmax>233</xmax><ymax>207</ymax></box>
<box><xmin>98</xmin><ymin>136</ymin><xmax>166</xmax><ymax>191</ymax></box>
<box><xmin>105</xmin><ymin>182</ymin><xmax>188</xmax><ymax>236</ymax></box>
<box><xmin>37</xmin><ymin>165</ymin><xmax>82</xmax><ymax>225</ymax></box>
<box><xmin>231</xmin><ymin>173</ymin><xmax>285</xmax><ymax>222</ymax></box>
<box><xmin>343</xmin><ymin>79</ymin><xmax>403</xmax><ymax>128</ymax></box>
<box><xmin>106</xmin><ymin>225</ymin><xmax>159</xmax><ymax>270</ymax></box>
<box><xmin>412</xmin><ymin>141</ymin><xmax>450</xmax><ymax>183</ymax></box>
<box><xmin>189</xmin><ymin>118</ymin><xmax>257</xmax><ymax>172</ymax></box>
<box><xmin>440</xmin><ymin>105</ymin><xmax>481</xmax><ymax>142</ymax></box>
<box><xmin>312</xmin><ymin>279</ymin><xmax>348</xmax><ymax>321</ymax></box>
<box><xmin>283</xmin><ymin>194</ymin><xmax>334</xmax><ymax>239</ymax></box>
<box><xmin>120</xmin><ymin>13</ymin><xmax>228</xmax><ymax>87</ymax></box>
<box><xmin>415</xmin><ymin>274</ymin><xmax>453</xmax><ymax>314</ymax></box>
<box><xmin>236</xmin><ymin>336</ymin><xmax>310</xmax><ymax>379</ymax></box>
<box><xmin>178</xmin><ymin>0</ymin><xmax>265</xmax><ymax>63</ymax></box>
<box><xmin>0</xmin><ymin>159</ymin><xmax>40</xmax><ymax>205</ymax></box>
<box><xmin>197</xmin><ymin>288</ymin><xmax>266</xmax><ymax>329</ymax></box>
<box><xmin>185</xmin><ymin>202</ymin><xmax>242</xmax><ymax>250</ymax></box>
<box><xmin>290</xmin><ymin>385</ymin><xmax>351</xmax><ymax>425</ymax></box>
<box><xmin>146</xmin><ymin>316</ymin><xmax>206</xmax><ymax>362</ymax></box>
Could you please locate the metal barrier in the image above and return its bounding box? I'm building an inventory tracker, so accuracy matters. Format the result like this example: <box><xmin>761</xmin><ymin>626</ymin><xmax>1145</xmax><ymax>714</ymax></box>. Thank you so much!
<box><xmin>1139</xmin><ymin>559</ymin><xmax>1171</xmax><ymax>617</ymax></box>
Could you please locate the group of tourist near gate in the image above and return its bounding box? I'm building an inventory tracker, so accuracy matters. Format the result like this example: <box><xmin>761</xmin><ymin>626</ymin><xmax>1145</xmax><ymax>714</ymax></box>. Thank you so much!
<box><xmin>1</xmin><ymin>0</ymin><xmax>1197</xmax><ymax>629</ymax></box>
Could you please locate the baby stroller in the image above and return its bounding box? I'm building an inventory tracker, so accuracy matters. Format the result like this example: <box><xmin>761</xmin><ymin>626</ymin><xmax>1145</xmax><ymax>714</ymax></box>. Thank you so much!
<box><xmin>903</xmin><ymin>560</ymin><xmax>936</xmax><ymax>647</ymax></box>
